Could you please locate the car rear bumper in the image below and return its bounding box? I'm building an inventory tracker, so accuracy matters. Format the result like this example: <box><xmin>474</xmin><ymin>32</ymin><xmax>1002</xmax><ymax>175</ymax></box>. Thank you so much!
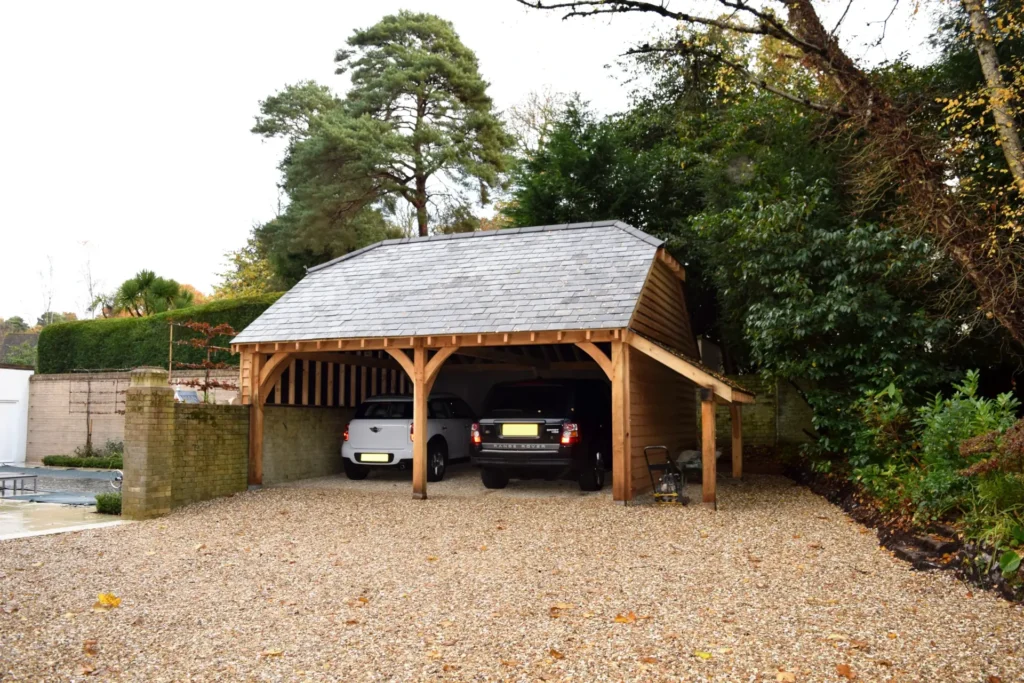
<box><xmin>342</xmin><ymin>443</ymin><xmax>413</xmax><ymax>466</ymax></box>
<box><xmin>472</xmin><ymin>445</ymin><xmax>575</xmax><ymax>469</ymax></box>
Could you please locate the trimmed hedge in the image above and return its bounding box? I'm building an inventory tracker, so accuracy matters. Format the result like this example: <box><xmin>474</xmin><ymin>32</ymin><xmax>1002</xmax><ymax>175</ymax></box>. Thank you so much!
<box><xmin>42</xmin><ymin>455</ymin><xmax>123</xmax><ymax>469</ymax></box>
<box><xmin>96</xmin><ymin>492</ymin><xmax>122</xmax><ymax>515</ymax></box>
<box><xmin>37</xmin><ymin>293</ymin><xmax>282</xmax><ymax>374</ymax></box>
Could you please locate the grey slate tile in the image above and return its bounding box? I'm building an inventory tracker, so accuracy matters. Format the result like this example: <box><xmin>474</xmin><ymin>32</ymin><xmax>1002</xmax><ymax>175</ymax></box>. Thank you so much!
<box><xmin>233</xmin><ymin>222</ymin><xmax>661</xmax><ymax>343</ymax></box>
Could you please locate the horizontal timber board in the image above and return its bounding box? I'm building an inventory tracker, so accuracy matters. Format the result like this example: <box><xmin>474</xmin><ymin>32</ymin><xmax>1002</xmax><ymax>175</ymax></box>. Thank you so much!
<box><xmin>233</xmin><ymin>329</ymin><xmax>624</xmax><ymax>354</ymax></box>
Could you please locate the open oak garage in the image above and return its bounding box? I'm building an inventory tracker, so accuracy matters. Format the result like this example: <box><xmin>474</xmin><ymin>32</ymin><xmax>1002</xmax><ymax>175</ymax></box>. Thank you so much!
<box><xmin>231</xmin><ymin>221</ymin><xmax>754</xmax><ymax>505</ymax></box>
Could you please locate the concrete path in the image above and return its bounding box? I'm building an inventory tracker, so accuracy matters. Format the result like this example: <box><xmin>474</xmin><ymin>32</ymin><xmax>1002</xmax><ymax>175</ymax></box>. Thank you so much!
<box><xmin>0</xmin><ymin>500</ymin><xmax>122</xmax><ymax>541</ymax></box>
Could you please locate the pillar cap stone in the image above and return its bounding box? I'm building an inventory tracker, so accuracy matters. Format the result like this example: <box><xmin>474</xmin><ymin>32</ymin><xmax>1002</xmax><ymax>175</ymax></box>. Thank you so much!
<box><xmin>130</xmin><ymin>367</ymin><xmax>170</xmax><ymax>388</ymax></box>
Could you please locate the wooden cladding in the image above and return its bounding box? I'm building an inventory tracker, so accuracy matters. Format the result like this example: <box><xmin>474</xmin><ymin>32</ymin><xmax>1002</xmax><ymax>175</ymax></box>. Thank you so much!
<box><xmin>631</xmin><ymin>259</ymin><xmax>699</xmax><ymax>359</ymax></box>
<box><xmin>264</xmin><ymin>352</ymin><xmax>408</xmax><ymax>408</ymax></box>
<box><xmin>627</xmin><ymin>346</ymin><xmax>697</xmax><ymax>498</ymax></box>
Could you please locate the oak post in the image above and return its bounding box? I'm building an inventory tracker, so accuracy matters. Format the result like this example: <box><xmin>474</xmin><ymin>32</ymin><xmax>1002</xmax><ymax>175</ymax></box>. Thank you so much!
<box><xmin>730</xmin><ymin>403</ymin><xmax>742</xmax><ymax>479</ymax></box>
<box><xmin>701</xmin><ymin>388</ymin><xmax>716</xmax><ymax>507</ymax></box>
<box><xmin>610</xmin><ymin>341</ymin><xmax>632</xmax><ymax>502</ymax></box>
<box><xmin>412</xmin><ymin>346</ymin><xmax>428</xmax><ymax>500</ymax></box>
<box><xmin>248</xmin><ymin>352</ymin><xmax>265</xmax><ymax>486</ymax></box>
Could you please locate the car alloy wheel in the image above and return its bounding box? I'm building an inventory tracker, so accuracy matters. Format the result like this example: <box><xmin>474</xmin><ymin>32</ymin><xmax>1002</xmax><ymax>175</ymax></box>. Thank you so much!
<box><xmin>427</xmin><ymin>444</ymin><xmax>447</xmax><ymax>482</ymax></box>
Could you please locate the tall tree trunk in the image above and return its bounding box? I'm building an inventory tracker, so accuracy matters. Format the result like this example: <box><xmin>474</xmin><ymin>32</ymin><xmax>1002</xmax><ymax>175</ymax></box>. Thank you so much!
<box><xmin>415</xmin><ymin>176</ymin><xmax>428</xmax><ymax>237</ymax></box>
<box><xmin>786</xmin><ymin>0</ymin><xmax>1024</xmax><ymax>347</ymax></box>
<box><xmin>962</xmin><ymin>0</ymin><xmax>1024</xmax><ymax>193</ymax></box>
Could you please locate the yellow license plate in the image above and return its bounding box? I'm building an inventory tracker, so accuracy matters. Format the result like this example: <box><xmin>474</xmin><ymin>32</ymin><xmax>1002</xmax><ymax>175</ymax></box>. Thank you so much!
<box><xmin>501</xmin><ymin>423</ymin><xmax>539</xmax><ymax>437</ymax></box>
<box><xmin>359</xmin><ymin>453</ymin><xmax>389</xmax><ymax>463</ymax></box>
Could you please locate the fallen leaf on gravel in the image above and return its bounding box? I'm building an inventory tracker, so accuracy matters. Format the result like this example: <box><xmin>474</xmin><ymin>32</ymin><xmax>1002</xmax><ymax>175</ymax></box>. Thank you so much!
<box><xmin>849</xmin><ymin>639</ymin><xmax>870</xmax><ymax>651</ymax></box>
<box><xmin>427</xmin><ymin>556</ymin><xmax>439</xmax><ymax>562</ymax></box>
<box><xmin>549</xmin><ymin>648</ymin><xmax>565</xmax><ymax>660</ymax></box>
<box><xmin>92</xmin><ymin>593</ymin><xmax>120</xmax><ymax>612</ymax></box>
<box><xmin>145</xmin><ymin>551</ymin><xmax>156</xmax><ymax>556</ymax></box>
<box><xmin>345</xmin><ymin>619</ymin><xmax>359</xmax><ymax>625</ymax></box>
<box><xmin>77</xmin><ymin>662</ymin><xmax>97</xmax><ymax>676</ymax></box>
<box><xmin>776</xmin><ymin>672</ymin><xmax>796</xmax><ymax>682</ymax></box>
<box><xmin>427</xmin><ymin>651</ymin><xmax>442</xmax><ymax>660</ymax></box>
<box><xmin>500</xmin><ymin>660</ymin><xmax>518</xmax><ymax>667</ymax></box>
<box><xmin>988</xmin><ymin>676</ymin><xmax>1003</xmax><ymax>683</ymax></box>
<box><xmin>886</xmin><ymin>632</ymin><xmax>898</xmax><ymax>639</ymax></box>
<box><xmin>614</xmin><ymin>611</ymin><xmax>638</xmax><ymax>624</ymax></box>
<box><xmin>836</xmin><ymin>663</ymin><xmax>855</xmax><ymax>679</ymax></box>
<box><xmin>553</xmin><ymin>602</ymin><xmax>573</xmax><ymax>610</ymax></box>
<box><xmin>826</xmin><ymin>633</ymin><xmax>848</xmax><ymax>641</ymax></box>
<box><xmin>32</xmin><ymin>562</ymin><xmax>43</xmax><ymax>568</ymax></box>
<box><xmin>808</xmin><ymin>542</ymin><xmax>823</xmax><ymax>549</ymax></box>
<box><xmin>82</xmin><ymin>640</ymin><xmax>98</xmax><ymax>656</ymax></box>
<box><xmin>717</xmin><ymin>648</ymin><xmax>733</xmax><ymax>654</ymax></box>
<box><xmin>693</xmin><ymin>651</ymin><xmax>713</xmax><ymax>660</ymax></box>
<box><xmin>442</xmin><ymin>664</ymin><xmax>459</xmax><ymax>672</ymax></box>
<box><xmin>194</xmin><ymin>544</ymin><xmax>206</xmax><ymax>551</ymax></box>
<box><xmin>479</xmin><ymin>545</ymin><xmax>487</xmax><ymax>551</ymax></box>
<box><xmin>640</xmin><ymin>656</ymin><xmax>659</xmax><ymax>664</ymax></box>
<box><xmin>259</xmin><ymin>649</ymin><xmax>283</xmax><ymax>658</ymax></box>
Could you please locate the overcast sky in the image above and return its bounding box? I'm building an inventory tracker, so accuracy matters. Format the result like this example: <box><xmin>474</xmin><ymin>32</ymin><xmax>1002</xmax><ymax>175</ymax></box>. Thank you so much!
<box><xmin>0</xmin><ymin>0</ymin><xmax>938</xmax><ymax>323</ymax></box>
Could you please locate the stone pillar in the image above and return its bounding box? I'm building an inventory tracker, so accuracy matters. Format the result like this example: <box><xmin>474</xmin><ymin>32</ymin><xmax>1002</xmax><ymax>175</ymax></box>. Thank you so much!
<box><xmin>122</xmin><ymin>367</ymin><xmax>174</xmax><ymax>520</ymax></box>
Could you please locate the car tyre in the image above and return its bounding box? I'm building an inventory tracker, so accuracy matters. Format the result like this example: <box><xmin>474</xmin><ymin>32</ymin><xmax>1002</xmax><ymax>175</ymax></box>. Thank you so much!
<box><xmin>578</xmin><ymin>450</ymin><xmax>605</xmax><ymax>492</ymax></box>
<box><xmin>481</xmin><ymin>468</ymin><xmax>509</xmax><ymax>489</ymax></box>
<box><xmin>343</xmin><ymin>459</ymin><xmax>370</xmax><ymax>480</ymax></box>
<box><xmin>427</xmin><ymin>440</ymin><xmax>448</xmax><ymax>483</ymax></box>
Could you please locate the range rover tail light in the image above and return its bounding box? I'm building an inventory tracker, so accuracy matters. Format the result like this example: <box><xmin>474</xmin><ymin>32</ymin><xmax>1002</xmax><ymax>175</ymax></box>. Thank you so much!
<box><xmin>471</xmin><ymin>423</ymin><xmax>482</xmax><ymax>446</ymax></box>
<box><xmin>560</xmin><ymin>423</ymin><xmax>579</xmax><ymax>446</ymax></box>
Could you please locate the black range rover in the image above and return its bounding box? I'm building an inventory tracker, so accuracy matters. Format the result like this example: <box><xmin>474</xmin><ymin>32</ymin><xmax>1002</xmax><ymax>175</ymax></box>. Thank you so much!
<box><xmin>470</xmin><ymin>379</ymin><xmax>611</xmax><ymax>491</ymax></box>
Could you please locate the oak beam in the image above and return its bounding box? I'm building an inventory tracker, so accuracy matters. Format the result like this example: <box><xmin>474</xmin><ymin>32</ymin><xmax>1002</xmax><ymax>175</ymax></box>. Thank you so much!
<box><xmin>701</xmin><ymin>389</ymin><xmax>717</xmax><ymax>508</ymax></box>
<box><xmin>625</xmin><ymin>332</ymin><xmax>754</xmax><ymax>404</ymax></box>
<box><xmin>574</xmin><ymin>341</ymin><xmax>613</xmax><ymax>380</ymax></box>
<box><xmin>454</xmin><ymin>347</ymin><xmax>548</xmax><ymax>368</ymax></box>
<box><xmin>384</xmin><ymin>348</ymin><xmax>415</xmax><ymax>379</ymax></box>
<box><xmin>290</xmin><ymin>352</ymin><xmax>399</xmax><ymax>371</ymax></box>
<box><xmin>426</xmin><ymin>346</ymin><xmax>459</xmax><ymax>385</ymax></box>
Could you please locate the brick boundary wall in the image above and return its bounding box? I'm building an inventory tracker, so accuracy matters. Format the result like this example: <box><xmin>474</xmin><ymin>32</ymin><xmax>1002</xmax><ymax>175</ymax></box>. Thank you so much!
<box><xmin>122</xmin><ymin>368</ymin><xmax>354</xmax><ymax>518</ymax></box>
<box><xmin>172</xmin><ymin>404</ymin><xmax>249</xmax><ymax>508</ymax></box>
<box><xmin>27</xmin><ymin>369</ymin><xmax>238</xmax><ymax>465</ymax></box>
<box><xmin>695</xmin><ymin>375</ymin><xmax>815</xmax><ymax>464</ymax></box>
<box><xmin>263</xmin><ymin>405</ymin><xmax>354</xmax><ymax>485</ymax></box>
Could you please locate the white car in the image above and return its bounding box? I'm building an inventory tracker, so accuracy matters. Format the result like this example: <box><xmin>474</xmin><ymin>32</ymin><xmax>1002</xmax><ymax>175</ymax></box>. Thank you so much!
<box><xmin>341</xmin><ymin>393</ymin><xmax>476</xmax><ymax>482</ymax></box>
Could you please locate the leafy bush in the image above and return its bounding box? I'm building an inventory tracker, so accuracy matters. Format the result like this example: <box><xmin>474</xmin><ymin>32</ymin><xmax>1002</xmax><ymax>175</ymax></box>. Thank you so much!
<box><xmin>36</xmin><ymin>293</ymin><xmax>281</xmax><ymax>374</ymax></box>
<box><xmin>95</xmin><ymin>493</ymin><xmax>121</xmax><ymax>515</ymax></box>
<box><xmin>849</xmin><ymin>371</ymin><xmax>1024</xmax><ymax>549</ymax></box>
<box><xmin>43</xmin><ymin>455</ymin><xmax>123</xmax><ymax>469</ymax></box>
<box><xmin>44</xmin><ymin>438</ymin><xmax>124</xmax><ymax>469</ymax></box>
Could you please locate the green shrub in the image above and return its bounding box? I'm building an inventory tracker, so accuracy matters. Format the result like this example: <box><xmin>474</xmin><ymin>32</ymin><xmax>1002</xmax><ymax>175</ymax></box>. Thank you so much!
<box><xmin>848</xmin><ymin>370</ymin><xmax>1024</xmax><ymax>548</ymax></box>
<box><xmin>95</xmin><ymin>492</ymin><xmax>122</xmax><ymax>515</ymax></box>
<box><xmin>36</xmin><ymin>293</ymin><xmax>282</xmax><ymax>374</ymax></box>
<box><xmin>42</xmin><ymin>455</ymin><xmax>123</xmax><ymax>469</ymax></box>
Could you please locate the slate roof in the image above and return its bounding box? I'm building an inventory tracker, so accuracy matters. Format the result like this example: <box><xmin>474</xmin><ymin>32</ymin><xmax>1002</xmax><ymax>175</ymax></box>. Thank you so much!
<box><xmin>233</xmin><ymin>221</ymin><xmax>664</xmax><ymax>344</ymax></box>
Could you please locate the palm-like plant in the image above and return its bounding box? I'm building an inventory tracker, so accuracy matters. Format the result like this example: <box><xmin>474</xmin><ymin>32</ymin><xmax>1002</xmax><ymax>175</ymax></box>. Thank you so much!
<box><xmin>113</xmin><ymin>270</ymin><xmax>193</xmax><ymax>317</ymax></box>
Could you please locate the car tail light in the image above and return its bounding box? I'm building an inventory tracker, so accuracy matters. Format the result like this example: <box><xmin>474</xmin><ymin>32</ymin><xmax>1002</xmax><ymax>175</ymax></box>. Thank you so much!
<box><xmin>560</xmin><ymin>422</ymin><xmax>579</xmax><ymax>446</ymax></box>
<box><xmin>471</xmin><ymin>423</ymin><xmax>482</xmax><ymax>446</ymax></box>
<box><xmin>343</xmin><ymin>424</ymin><xmax>349</xmax><ymax>442</ymax></box>
<box><xmin>409</xmin><ymin>423</ymin><xmax>414</xmax><ymax>442</ymax></box>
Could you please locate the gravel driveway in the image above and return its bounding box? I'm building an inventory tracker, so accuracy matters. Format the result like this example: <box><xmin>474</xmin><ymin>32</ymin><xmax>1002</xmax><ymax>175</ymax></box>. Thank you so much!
<box><xmin>0</xmin><ymin>471</ymin><xmax>1021</xmax><ymax>682</ymax></box>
